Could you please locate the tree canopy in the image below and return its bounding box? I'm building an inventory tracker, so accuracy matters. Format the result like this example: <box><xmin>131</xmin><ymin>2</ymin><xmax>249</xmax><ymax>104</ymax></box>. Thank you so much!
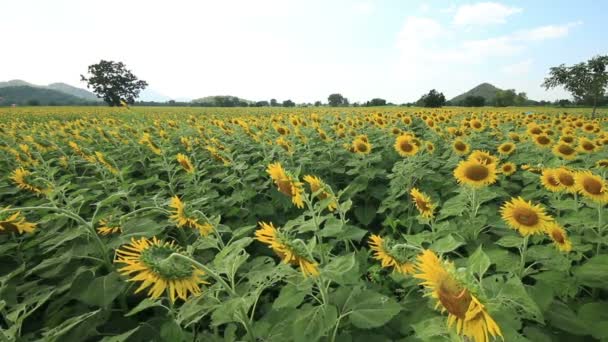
<box><xmin>81</xmin><ymin>60</ymin><xmax>148</xmax><ymax>106</ymax></box>
<box><xmin>543</xmin><ymin>55</ymin><xmax>608</xmax><ymax>117</ymax></box>
<box><xmin>328</xmin><ymin>93</ymin><xmax>349</xmax><ymax>107</ymax></box>
<box><xmin>417</xmin><ymin>89</ymin><xmax>446</xmax><ymax>108</ymax></box>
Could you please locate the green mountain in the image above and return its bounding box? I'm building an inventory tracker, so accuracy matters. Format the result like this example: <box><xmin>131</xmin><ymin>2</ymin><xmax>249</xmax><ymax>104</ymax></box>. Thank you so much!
<box><xmin>450</xmin><ymin>83</ymin><xmax>503</xmax><ymax>104</ymax></box>
<box><xmin>47</xmin><ymin>83</ymin><xmax>99</xmax><ymax>101</ymax></box>
<box><xmin>0</xmin><ymin>79</ymin><xmax>100</xmax><ymax>102</ymax></box>
<box><xmin>0</xmin><ymin>86</ymin><xmax>88</xmax><ymax>106</ymax></box>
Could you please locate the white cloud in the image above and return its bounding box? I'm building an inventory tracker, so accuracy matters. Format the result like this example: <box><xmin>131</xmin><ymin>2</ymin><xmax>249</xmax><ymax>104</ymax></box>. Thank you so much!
<box><xmin>418</xmin><ymin>3</ymin><xmax>430</xmax><ymax>13</ymax></box>
<box><xmin>453</xmin><ymin>2</ymin><xmax>522</xmax><ymax>26</ymax></box>
<box><xmin>501</xmin><ymin>59</ymin><xmax>533</xmax><ymax>75</ymax></box>
<box><xmin>514</xmin><ymin>21</ymin><xmax>583</xmax><ymax>41</ymax></box>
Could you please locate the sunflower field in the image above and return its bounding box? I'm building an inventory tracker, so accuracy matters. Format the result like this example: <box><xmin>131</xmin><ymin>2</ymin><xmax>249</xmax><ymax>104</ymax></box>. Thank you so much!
<box><xmin>0</xmin><ymin>106</ymin><xmax>607</xmax><ymax>342</ymax></box>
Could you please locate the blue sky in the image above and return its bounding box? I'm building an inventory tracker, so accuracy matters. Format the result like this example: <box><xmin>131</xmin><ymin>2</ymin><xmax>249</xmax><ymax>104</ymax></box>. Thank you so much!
<box><xmin>1</xmin><ymin>0</ymin><xmax>606</xmax><ymax>103</ymax></box>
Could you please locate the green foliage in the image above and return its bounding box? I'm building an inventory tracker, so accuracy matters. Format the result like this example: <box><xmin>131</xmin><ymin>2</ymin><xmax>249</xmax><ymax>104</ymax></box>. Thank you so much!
<box><xmin>81</xmin><ymin>60</ymin><xmax>148</xmax><ymax>106</ymax></box>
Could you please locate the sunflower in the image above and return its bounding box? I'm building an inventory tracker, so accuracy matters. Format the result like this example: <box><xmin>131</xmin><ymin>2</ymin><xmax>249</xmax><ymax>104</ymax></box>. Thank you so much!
<box><xmin>97</xmin><ymin>218</ymin><xmax>122</xmax><ymax>235</ymax></box>
<box><xmin>255</xmin><ymin>222</ymin><xmax>319</xmax><ymax>277</ymax></box>
<box><xmin>139</xmin><ymin>133</ymin><xmax>162</xmax><ymax>155</ymax></box>
<box><xmin>577</xmin><ymin>137</ymin><xmax>597</xmax><ymax>153</ymax></box>
<box><xmin>499</xmin><ymin>162</ymin><xmax>516</xmax><ymax>176</ymax></box>
<box><xmin>169</xmin><ymin>196</ymin><xmax>213</xmax><ymax>236</ymax></box>
<box><xmin>0</xmin><ymin>209</ymin><xmax>36</xmax><ymax>234</ymax></box>
<box><xmin>596</xmin><ymin>159</ymin><xmax>608</xmax><ymax>169</ymax></box>
<box><xmin>540</xmin><ymin>169</ymin><xmax>563</xmax><ymax>192</ymax></box>
<box><xmin>533</xmin><ymin>134</ymin><xmax>552</xmax><ymax>148</ymax></box>
<box><xmin>10</xmin><ymin>168</ymin><xmax>46</xmax><ymax>195</ymax></box>
<box><xmin>176</xmin><ymin>153</ymin><xmax>195</xmax><ymax>174</ymax></box>
<box><xmin>115</xmin><ymin>237</ymin><xmax>207</xmax><ymax>302</ymax></box>
<box><xmin>368</xmin><ymin>235</ymin><xmax>415</xmax><ymax>274</ymax></box>
<box><xmin>410</xmin><ymin>188</ymin><xmax>435</xmax><ymax>218</ymax></box>
<box><xmin>554</xmin><ymin>168</ymin><xmax>576</xmax><ymax>193</ymax></box>
<box><xmin>452</xmin><ymin>139</ymin><xmax>470</xmax><ymax>156</ymax></box>
<box><xmin>394</xmin><ymin>135</ymin><xmax>419</xmax><ymax>157</ymax></box>
<box><xmin>497</xmin><ymin>142</ymin><xmax>515</xmax><ymax>155</ymax></box>
<box><xmin>454</xmin><ymin>159</ymin><xmax>497</xmax><ymax>188</ymax></box>
<box><xmin>469</xmin><ymin>119</ymin><xmax>484</xmax><ymax>132</ymax></box>
<box><xmin>414</xmin><ymin>250</ymin><xmax>502</xmax><ymax>342</ymax></box>
<box><xmin>426</xmin><ymin>142</ymin><xmax>435</xmax><ymax>153</ymax></box>
<box><xmin>267</xmin><ymin>162</ymin><xmax>305</xmax><ymax>208</ymax></box>
<box><xmin>545</xmin><ymin>222</ymin><xmax>572</xmax><ymax>252</ymax></box>
<box><xmin>352</xmin><ymin>138</ymin><xmax>372</xmax><ymax>154</ymax></box>
<box><xmin>574</xmin><ymin>171</ymin><xmax>608</xmax><ymax>203</ymax></box>
<box><xmin>552</xmin><ymin>143</ymin><xmax>577</xmax><ymax>160</ymax></box>
<box><xmin>468</xmin><ymin>150</ymin><xmax>498</xmax><ymax>166</ymax></box>
<box><xmin>303</xmin><ymin>175</ymin><xmax>337</xmax><ymax>211</ymax></box>
<box><xmin>500</xmin><ymin>197</ymin><xmax>552</xmax><ymax>236</ymax></box>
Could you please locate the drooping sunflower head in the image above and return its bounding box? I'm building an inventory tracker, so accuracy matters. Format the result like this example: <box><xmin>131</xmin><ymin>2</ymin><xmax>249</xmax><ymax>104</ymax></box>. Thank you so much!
<box><xmin>368</xmin><ymin>235</ymin><xmax>415</xmax><ymax>274</ymax></box>
<box><xmin>540</xmin><ymin>168</ymin><xmax>563</xmax><ymax>193</ymax></box>
<box><xmin>267</xmin><ymin>163</ymin><xmax>304</xmax><ymax>208</ymax></box>
<box><xmin>255</xmin><ymin>222</ymin><xmax>319</xmax><ymax>277</ymax></box>
<box><xmin>169</xmin><ymin>196</ymin><xmax>213</xmax><ymax>235</ymax></box>
<box><xmin>497</xmin><ymin>142</ymin><xmax>515</xmax><ymax>155</ymax></box>
<box><xmin>501</xmin><ymin>197</ymin><xmax>552</xmax><ymax>236</ymax></box>
<box><xmin>414</xmin><ymin>250</ymin><xmax>502</xmax><ymax>342</ymax></box>
<box><xmin>97</xmin><ymin>217</ymin><xmax>122</xmax><ymax>235</ymax></box>
<box><xmin>410</xmin><ymin>188</ymin><xmax>435</xmax><ymax>219</ymax></box>
<box><xmin>10</xmin><ymin>167</ymin><xmax>47</xmax><ymax>195</ymax></box>
<box><xmin>176</xmin><ymin>153</ymin><xmax>195</xmax><ymax>174</ymax></box>
<box><xmin>596</xmin><ymin>159</ymin><xmax>608</xmax><ymax>169</ymax></box>
<box><xmin>394</xmin><ymin>135</ymin><xmax>420</xmax><ymax>157</ymax></box>
<box><xmin>452</xmin><ymin>139</ymin><xmax>470</xmax><ymax>156</ymax></box>
<box><xmin>500</xmin><ymin>162</ymin><xmax>516</xmax><ymax>176</ymax></box>
<box><xmin>545</xmin><ymin>222</ymin><xmax>572</xmax><ymax>253</ymax></box>
<box><xmin>574</xmin><ymin>171</ymin><xmax>608</xmax><ymax>203</ymax></box>
<box><xmin>0</xmin><ymin>209</ymin><xmax>36</xmax><ymax>234</ymax></box>
<box><xmin>454</xmin><ymin>159</ymin><xmax>497</xmax><ymax>188</ymax></box>
<box><xmin>303</xmin><ymin>175</ymin><xmax>337</xmax><ymax>211</ymax></box>
<box><xmin>115</xmin><ymin>237</ymin><xmax>208</xmax><ymax>303</ymax></box>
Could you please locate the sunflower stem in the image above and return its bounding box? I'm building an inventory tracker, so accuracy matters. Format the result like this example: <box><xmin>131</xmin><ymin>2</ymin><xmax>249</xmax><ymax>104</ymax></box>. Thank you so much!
<box><xmin>519</xmin><ymin>236</ymin><xmax>529</xmax><ymax>278</ymax></box>
<box><xmin>167</xmin><ymin>253</ymin><xmax>236</xmax><ymax>296</ymax></box>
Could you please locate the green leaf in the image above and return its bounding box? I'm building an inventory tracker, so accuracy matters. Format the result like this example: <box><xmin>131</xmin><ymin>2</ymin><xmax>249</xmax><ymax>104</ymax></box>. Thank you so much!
<box><xmin>42</xmin><ymin>309</ymin><xmax>101</xmax><ymax>342</ymax></box>
<box><xmin>347</xmin><ymin>290</ymin><xmax>401</xmax><ymax>329</ymax></box>
<box><xmin>125</xmin><ymin>298</ymin><xmax>163</xmax><ymax>317</ymax></box>
<box><xmin>292</xmin><ymin>304</ymin><xmax>338</xmax><ymax>342</ymax></box>
<box><xmin>578</xmin><ymin>302</ymin><xmax>608</xmax><ymax>340</ymax></box>
<box><xmin>411</xmin><ymin>316</ymin><xmax>448</xmax><ymax>339</ymax></box>
<box><xmin>573</xmin><ymin>255</ymin><xmax>608</xmax><ymax>289</ymax></box>
<box><xmin>546</xmin><ymin>301</ymin><xmax>590</xmax><ymax>336</ymax></box>
<box><xmin>499</xmin><ymin>277</ymin><xmax>544</xmax><ymax>323</ymax></box>
<box><xmin>495</xmin><ymin>235</ymin><xmax>524</xmax><ymax>248</ymax></box>
<box><xmin>99</xmin><ymin>327</ymin><xmax>139</xmax><ymax>342</ymax></box>
<box><xmin>160</xmin><ymin>319</ymin><xmax>188</xmax><ymax>342</ymax></box>
<box><xmin>354</xmin><ymin>201</ymin><xmax>377</xmax><ymax>226</ymax></box>
<box><xmin>430</xmin><ymin>234</ymin><xmax>464</xmax><ymax>253</ymax></box>
<box><xmin>77</xmin><ymin>272</ymin><xmax>126</xmax><ymax>308</ymax></box>
<box><xmin>273</xmin><ymin>282</ymin><xmax>311</xmax><ymax>309</ymax></box>
<box><xmin>318</xmin><ymin>217</ymin><xmax>343</xmax><ymax>238</ymax></box>
<box><xmin>337</xmin><ymin>225</ymin><xmax>367</xmax><ymax>242</ymax></box>
<box><xmin>438</xmin><ymin>192</ymin><xmax>467</xmax><ymax>218</ymax></box>
<box><xmin>468</xmin><ymin>246</ymin><xmax>491</xmax><ymax>278</ymax></box>
<box><xmin>323</xmin><ymin>253</ymin><xmax>358</xmax><ymax>285</ymax></box>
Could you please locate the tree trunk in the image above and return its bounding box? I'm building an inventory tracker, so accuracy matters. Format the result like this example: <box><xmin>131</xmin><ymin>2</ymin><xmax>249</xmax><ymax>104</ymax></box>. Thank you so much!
<box><xmin>592</xmin><ymin>95</ymin><xmax>597</xmax><ymax>118</ymax></box>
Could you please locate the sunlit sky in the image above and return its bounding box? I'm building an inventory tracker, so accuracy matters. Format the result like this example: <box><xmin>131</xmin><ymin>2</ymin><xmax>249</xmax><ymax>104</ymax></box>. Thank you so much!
<box><xmin>2</xmin><ymin>0</ymin><xmax>607</xmax><ymax>103</ymax></box>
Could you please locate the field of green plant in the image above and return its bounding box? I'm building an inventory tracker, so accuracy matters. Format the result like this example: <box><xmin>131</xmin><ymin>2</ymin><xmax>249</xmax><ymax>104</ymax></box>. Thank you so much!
<box><xmin>0</xmin><ymin>106</ymin><xmax>607</xmax><ymax>342</ymax></box>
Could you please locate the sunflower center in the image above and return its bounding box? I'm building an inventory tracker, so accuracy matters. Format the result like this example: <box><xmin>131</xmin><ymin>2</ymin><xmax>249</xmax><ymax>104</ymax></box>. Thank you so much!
<box><xmin>277</xmin><ymin>179</ymin><xmax>294</xmax><ymax>196</ymax></box>
<box><xmin>503</xmin><ymin>165</ymin><xmax>513</xmax><ymax>172</ymax></box>
<box><xmin>537</xmin><ymin>136</ymin><xmax>550</xmax><ymax>145</ymax></box>
<box><xmin>501</xmin><ymin>145</ymin><xmax>512</xmax><ymax>153</ymax></box>
<box><xmin>547</xmin><ymin>175</ymin><xmax>560</xmax><ymax>187</ymax></box>
<box><xmin>400</xmin><ymin>141</ymin><xmax>414</xmax><ymax>152</ymax></box>
<box><xmin>356</xmin><ymin>141</ymin><xmax>369</xmax><ymax>152</ymax></box>
<box><xmin>140</xmin><ymin>245</ymin><xmax>193</xmax><ymax>279</ymax></box>
<box><xmin>558</xmin><ymin>173</ymin><xmax>574</xmax><ymax>186</ymax></box>
<box><xmin>512</xmin><ymin>207</ymin><xmax>539</xmax><ymax>226</ymax></box>
<box><xmin>454</xmin><ymin>141</ymin><xmax>466</xmax><ymax>151</ymax></box>
<box><xmin>582</xmin><ymin>178</ymin><xmax>603</xmax><ymax>195</ymax></box>
<box><xmin>582</xmin><ymin>142</ymin><xmax>594</xmax><ymax>151</ymax></box>
<box><xmin>558</xmin><ymin>144</ymin><xmax>575</xmax><ymax>155</ymax></box>
<box><xmin>464</xmin><ymin>164</ymin><xmax>489</xmax><ymax>181</ymax></box>
<box><xmin>415</xmin><ymin>198</ymin><xmax>430</xmax><ymax>211</ymax></box>
<box><xmin>437</xmin><ymin>278</ymin><xmax>472</xmax><ymax>319</ymax></box>
<box><xmin>551</xmin><ymin>229</ymin><xmax>565</xmax><ymax>244</ymax></box>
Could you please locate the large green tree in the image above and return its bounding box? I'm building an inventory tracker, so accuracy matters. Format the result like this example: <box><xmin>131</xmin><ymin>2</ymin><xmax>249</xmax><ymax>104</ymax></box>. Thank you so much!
<box><xmin>328</xmin><ymin>93</ymin><xmax>348</xmax><ymax>107</ymax></box>
<box><xmin>416</xmin><ymin>89</ymin><xmax>445</xmax><ymax>108</ymax></box>
<box><xmin>543</xmin><ymin>55</ymin><xmax>608</xmax><ymax>117</ymax></box>
<box><xmin>81</xmin><ymin>60</ymin><xmax>148</xmax><ymax>106</ymax></box>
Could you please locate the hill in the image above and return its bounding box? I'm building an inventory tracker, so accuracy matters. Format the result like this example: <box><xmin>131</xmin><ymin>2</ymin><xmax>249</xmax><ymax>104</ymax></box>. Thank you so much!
<box><xmin>450</xmin><ymin>83</ymin><xmax>502</xmax><ymax>104</ymax></box>
<box><xmin>47</xmin><ymin>83</ymin><xmax>99</xmax><ymax>101</ymax></box>
<box><xmin>192</xmin><ymin>95</ymin><xmax>253</xmax><ymax>106</ymax></box>
<box><xmin>0</xmin><ymin>86</ymin><xmax>87</xmax><ymax>106</ymax></box>
<box><xmin>0</xmin><ymin>79</ymin><xmax>100</xmax><ymax>101</ymax></box>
